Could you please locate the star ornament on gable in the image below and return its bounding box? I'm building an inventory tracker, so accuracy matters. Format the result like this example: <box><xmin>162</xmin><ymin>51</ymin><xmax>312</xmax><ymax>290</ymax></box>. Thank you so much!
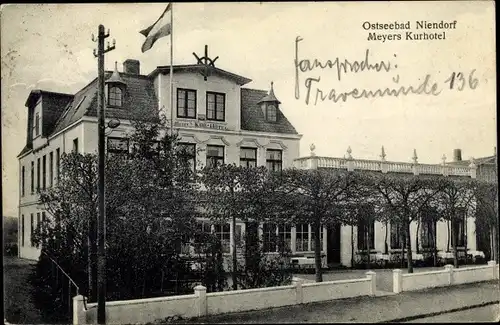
<box><xmin>193</xmin><ymin>45</ymin><xmax>219</xmax><ymax>81</ymax></box>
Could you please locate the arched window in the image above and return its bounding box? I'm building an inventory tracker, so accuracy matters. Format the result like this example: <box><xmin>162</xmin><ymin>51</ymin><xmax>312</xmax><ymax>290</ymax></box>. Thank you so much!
<box><xmin>108</xmin><ymin>86</ymin><xmax>123</xmax><ymax>107</ymax></box>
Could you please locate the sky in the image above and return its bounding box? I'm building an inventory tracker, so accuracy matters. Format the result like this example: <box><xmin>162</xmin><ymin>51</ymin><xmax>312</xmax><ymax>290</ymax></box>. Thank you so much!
<box><xmin>1</xmin><ymin>2</ymin><xmax>496</xmax><ymax>217</ymax></box>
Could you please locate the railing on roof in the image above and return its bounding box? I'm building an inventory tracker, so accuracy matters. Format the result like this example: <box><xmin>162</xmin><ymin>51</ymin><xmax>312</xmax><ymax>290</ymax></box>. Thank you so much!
<box><xmin>293</xmin><ymin>154</ymin><xmax>476</xmax><ymax>178</ymax></box>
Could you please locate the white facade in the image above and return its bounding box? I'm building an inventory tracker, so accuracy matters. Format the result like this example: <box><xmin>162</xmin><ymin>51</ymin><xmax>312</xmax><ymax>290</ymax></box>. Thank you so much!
<box><xmin>18</xmin><ymin>60</ymin><xmax>303</xmax><ymax>261</ymax></box>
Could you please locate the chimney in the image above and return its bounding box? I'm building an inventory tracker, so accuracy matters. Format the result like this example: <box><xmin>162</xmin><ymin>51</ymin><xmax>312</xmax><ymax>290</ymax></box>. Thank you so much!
<box><xmin>453</xmin><ymin>149</ymin><xmax>462</xmax><ymax>162</ymax></box>
<box><xmin>123</xmin><ymin>59</ymin><xmax>140</xmax><ymax>75</ymax></box>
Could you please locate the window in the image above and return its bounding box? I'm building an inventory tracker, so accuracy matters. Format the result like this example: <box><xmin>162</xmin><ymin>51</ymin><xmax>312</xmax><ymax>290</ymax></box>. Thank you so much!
<box><xmin>108</xmin><ymin>86</ymin><xmax>123</xmax><ymax>107</ymax></box>
<box><xmin>420</xmin><ymin>218</ymin><xmax>436</xmax><ymax>249</ymax></box>
<box><xmin>278</xmin><ymin>224</ymin><xmax>292</xmax><ymax>252</ymax></box>
<box><xmin>240</xmin><ymin>147</ymin><xmax>257</xmax><ymax>168</ymax></box>
<box><xmin>36</xmin><ymin>158</ymin><xmax>40</xmax><ymax>192</ymax></box>
<box><xmin>194</xmin><ymin>220</ymin><xmax>212</xmax><ymax>253</ymax></box>
<box><xmin>206</xmin><ymin>92</ymin><xmax>225</xmax><ymax>121</ymax></box>
<box><xmin>266</xmin><ymin>104</ymin><xmax>277</xmax><ymax>122</ymax></box>
<box><xmin>177</xmin><ymin>88</ymin><xmax>196</xmax><ymax>118</ymax></box>
<box><xmin>30</xmin><ymin>213</ymin><xmax>34</xmax><ymax>247</ymax></box>
<box><xmin>214</xmin><ymin>223</ymin><xmax>230</xmax><ymax>253</ymax></box>
<box><xmin>21</xmin><ymin>166</ymin><xmax>25</xmax><ymax>197</ymax></box>
<box><xmin>42</xmin><ymin>212</ymin><xmax>46</xmax><ymax>224</ymax></box>
<box><xmin>266</xmin><ymin>149</ymin><xmax>282</xmax><ymax>172</ymax></box>
<box><xmin>56</xmin><ymin>148</ymin><xmax>60</xmax><ymax>182</ymax></box>
<box><xmin>177</xmin><ymin>143</ymin><xmax>196</xmax><ymax>172</ymax></box>
<box><xmin>35</xmin><ymin>112</ymin><xmax>40</xmax><ymax>137</ymax></box>
<box><xmin>296</xmin><ymin>223</ymin><xmax>309</xmax><ymax>252</ymax></box>
<box><xmin>36</xmin><ymin>212</ymin><xmax>41</xmax><ymax>229</ymax></box>
<box><xmin>30</xmin><ymin>161</ymin><xmax>34</xmax><ymax>193</ymax></box>
<box><xmin>357</xmin><ymin>218</ymin><xmax>375</xmax><ymax>250</ymax></box>
<box><xmin>49</xmin><ymin>152</ymin><xmax>53</xmax><ymax>187</ymax></box>
<box><xmin>42</xmin><ymin>155</ymin><xmax>46</xmax><ymax>190</ymax></box>
<box><xmin>206</xmin><ymin>145</ymin><xmax>224</xmax><ymax>168</ymax></box>
<box><xmin>73</xmin><ymin>138</ymin><xmax>79</xmax><ymax>153</ymax></box>
<box><xmin>21</xmin><ymin>214</ymin><xmax>25</xmax><ymax>247</ymax></box>
<box><xmin>311</xmin><ymin>225</ymin><xmax>324</xmax><ymax>251</ymax></box>
<box><xmin>107</xmin><ymin>137</ymin><xmax>129</xmax><ymax>155</ymax></box>
<box><xmin>263</xmin><ymin>223</ymin><xmax>278</xmax><ymax>252</ymax></box>
<box><xmin>390</xmin><ymin>222</ymin><xmax>405</xmax><ymax>249</ymax></box>
<box><xmin>452</xmin><ymin>210</ymin><xmax>466</xmax><ymax>247</ymax></box>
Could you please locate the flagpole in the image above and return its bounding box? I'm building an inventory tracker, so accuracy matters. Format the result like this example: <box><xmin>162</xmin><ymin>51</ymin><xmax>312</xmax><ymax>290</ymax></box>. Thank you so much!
<box><xmin>169</xmin><ymin>2</ymin><xmax>174</xmax><ymax>136</ymax></box>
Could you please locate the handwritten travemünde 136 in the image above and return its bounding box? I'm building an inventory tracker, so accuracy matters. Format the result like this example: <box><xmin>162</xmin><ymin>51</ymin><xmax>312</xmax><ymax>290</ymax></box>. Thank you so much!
<box><xmin>294</xmin><ymin>36</ymin><xmax>479</xmax><ymax>105</ymax></box>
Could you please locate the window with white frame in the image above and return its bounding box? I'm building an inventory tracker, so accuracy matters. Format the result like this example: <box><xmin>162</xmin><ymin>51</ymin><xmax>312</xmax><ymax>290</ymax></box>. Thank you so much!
<box><xmin>214</xmin><ymin>223</ymin><xmax>230</xmax><ymax>253</ymax></box>
<box><xmin>278</xmin><ymin>224</ymin><xmax>292</xmax><ymax>252</ymax></box>
<box><xmin>177</xmin><ymin>88</ymin><xmax>196</xmax><ymax>118</ymax></box>
<box><xmin>206</xmin><ymin>145</ymin><xmax>224</xmax><ymax>168</ymax></box>
<box><xmin>295</xmin><ymin>223</ymin><xmax>309</xmax><ymax>252</ymax></box>
<box><xmin>263</xmin><ymin>223</ymin><xmax>278</xmax><ymax>252</ymax></box>
<box><xmin>108</xmin><ymin>86</ymin><xmax>123</xmax><ymax>107</ymax></box>
<box><xmin>21</xmin><ymin>214</ymin><xmax>25</xmax><ymax>247</ymax></box>
<box><xmin>206</xmin><ymin>92</ymin><xmax>225</xmax><ymax>121</ymax></box>
<box><xmin>34</xmin><ymin>112</ymin><xmax>40</xmax><ymax>137</ymax></box>
<box><xmin>21</xmin><ymin>166</ymin><xmax>25</xmax><ymax>197</ymax></box>
<box><xmin>240</xmin><ymin>147</ymin><xmax>257</xmax><ymax>168</ymax></box>
<box><xmin>266</xmin><ymin>149</ymin><xmax>282</xmax><ymax>172</ymax></box>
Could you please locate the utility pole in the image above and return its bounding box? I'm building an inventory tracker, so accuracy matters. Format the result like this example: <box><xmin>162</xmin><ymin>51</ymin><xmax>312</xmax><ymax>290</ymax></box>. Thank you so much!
<box><xmin>92</xmin><ymin>24</ymin><xmax>115</xmax><ymax>325</ymax></box>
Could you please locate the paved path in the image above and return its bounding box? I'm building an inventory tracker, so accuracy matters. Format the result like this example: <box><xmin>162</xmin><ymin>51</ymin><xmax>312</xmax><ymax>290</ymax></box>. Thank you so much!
<box><xmin>174</xmin><ymin>281</ymin><xmax>499</xmax><ymax>323</ymax></box>
<box><xmin>404</xmin><ymin>304</ymin><xmax>500</xmax><ymax>323</ymax></box>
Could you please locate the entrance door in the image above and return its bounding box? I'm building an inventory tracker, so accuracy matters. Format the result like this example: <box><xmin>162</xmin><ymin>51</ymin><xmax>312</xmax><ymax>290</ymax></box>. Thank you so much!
<box><xmin>327</xmin><ymin>223</ymin><xmax>341</xmax><ymax>264</ymax></box>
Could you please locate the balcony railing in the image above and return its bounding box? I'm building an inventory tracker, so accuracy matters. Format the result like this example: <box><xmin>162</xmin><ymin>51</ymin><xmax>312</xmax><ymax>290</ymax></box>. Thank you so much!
<box><xmin>293</xmin><ymin>156</ymin><xmax>476</xmax><ymax>178</ymax></box>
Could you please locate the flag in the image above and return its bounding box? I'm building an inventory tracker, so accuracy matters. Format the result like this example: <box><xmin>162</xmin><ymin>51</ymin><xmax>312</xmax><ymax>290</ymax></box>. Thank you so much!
<box><xmin>140</xmin><ymin>3</ymin><xmax>172</xmax><ymax>53</ymax></box>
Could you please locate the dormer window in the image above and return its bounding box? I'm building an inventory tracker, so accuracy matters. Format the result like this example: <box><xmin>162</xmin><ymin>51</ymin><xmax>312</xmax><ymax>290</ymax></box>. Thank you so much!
<box><xmin>258</xmin><ymin>81</ymin><xmax>281</xmax><ymax>123</ymax></box>
<box><xmin>105</xmin><ymin>61</ymin><xmax>126</xmax><ymax>108</ymax></box>
<box><xmin>108</xmin><ymin>86</ymin><xmax>123</xmax><ymax>107</ymax></box>
<box><xmin>266</xmin><ymin>104</ymin><xmax>277</xmax><ymax>122</ymax></box>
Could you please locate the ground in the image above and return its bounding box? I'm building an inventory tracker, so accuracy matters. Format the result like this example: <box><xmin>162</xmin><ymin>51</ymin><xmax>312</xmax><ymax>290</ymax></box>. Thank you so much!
<box><xmin>3</xmin><ymin>256</ymin><xmax>42</xmax><ymax>324</ymax></box>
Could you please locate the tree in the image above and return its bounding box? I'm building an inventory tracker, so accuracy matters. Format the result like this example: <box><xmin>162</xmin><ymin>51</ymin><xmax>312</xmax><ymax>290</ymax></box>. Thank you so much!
<box><xmin>475</xmin><ymin>181</ymin><xmax>498</xmax><ymax>262</ymax></box>
<box><xmin>435</xmin><ymin>178</ymin><xmax>477</xmax><ymax>268</ymax></box>
<box><xmin>280</xmin><ymin>168</ymin><xmax>362</xmax><ymax>282</ymax></box>
<box><xmin>31</xmin><ymin>120</ymin><xmax>202</xmax><ymax>322</ymax></box>
<box><xmin>368</xmin><ymin>173</ymin><xmax>442</xmax><ymax>273</ymax></box>
<box><xmin>200</xmin><ymin>164</ymin><xmax>268</xmax><ymax>290</ymax></box>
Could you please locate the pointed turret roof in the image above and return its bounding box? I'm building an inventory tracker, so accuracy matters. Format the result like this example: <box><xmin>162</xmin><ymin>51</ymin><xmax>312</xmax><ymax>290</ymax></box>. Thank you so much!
<box><xmin>105</xmin><ymin>61</ymin><xmax>126</xmax><ymax>85</ymax></box>
<box><xmin>258</xmin><ymin>82</ymin><xmax>281</xmax><ymax>104</ymax></box>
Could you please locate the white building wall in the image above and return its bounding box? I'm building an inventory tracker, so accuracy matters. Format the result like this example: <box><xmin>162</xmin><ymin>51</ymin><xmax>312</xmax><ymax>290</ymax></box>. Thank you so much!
<box><xmin>156</xmin><ymin>72</ymin><xmax>241</xmax><ymax>132</ymax></box>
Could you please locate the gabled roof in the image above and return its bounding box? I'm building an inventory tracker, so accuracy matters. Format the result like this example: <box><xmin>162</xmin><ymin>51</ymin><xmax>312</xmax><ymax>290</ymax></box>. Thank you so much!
<box><xmin>240</xmin><ymin>88</ymin><xmax>298</xmax><ymax>135</ymax></box>
<box><xmin>149</xmin><ymin>64</ymin><xmax>252</xmax><ymax>86</ymax></box>
<box><xmin>51</xmin><ymin>72</ymin><xmax>159</xmax><ymax>135</ymax></box>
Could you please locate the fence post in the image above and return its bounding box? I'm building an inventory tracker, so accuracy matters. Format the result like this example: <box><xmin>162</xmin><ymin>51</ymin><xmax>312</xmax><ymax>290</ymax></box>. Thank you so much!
<box><xmin>365</xmin><ymin>271</ymin><xmax>377</xmax><ymax>296</ymax></box>
<box><xmin>393</xmin><ymin>269</ymin><xmax>402</xmax><ymax>293</ymax></box>
<box><xmin>444</xmin><ymin>264</ymin><xmax>454</xmax><ymax>285</ymax></box>
<box><xmin>72</xmin><ymin>295</ymin><xmax>86</xmax><ymax>325</ymax></box>
<box><xmin>194</xmin><ymin>285</ymin><xmax>207</xmax><ymax>317</ymax></box>
<box><xmin>292</xmin><ymin>277</ymin><xmax>304</xmax><ymax>305</ymax></box>
<box><xmin>487</xmin><ymin>260</ymin><xmax>497</xmax><ymax>280</ymax></box>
